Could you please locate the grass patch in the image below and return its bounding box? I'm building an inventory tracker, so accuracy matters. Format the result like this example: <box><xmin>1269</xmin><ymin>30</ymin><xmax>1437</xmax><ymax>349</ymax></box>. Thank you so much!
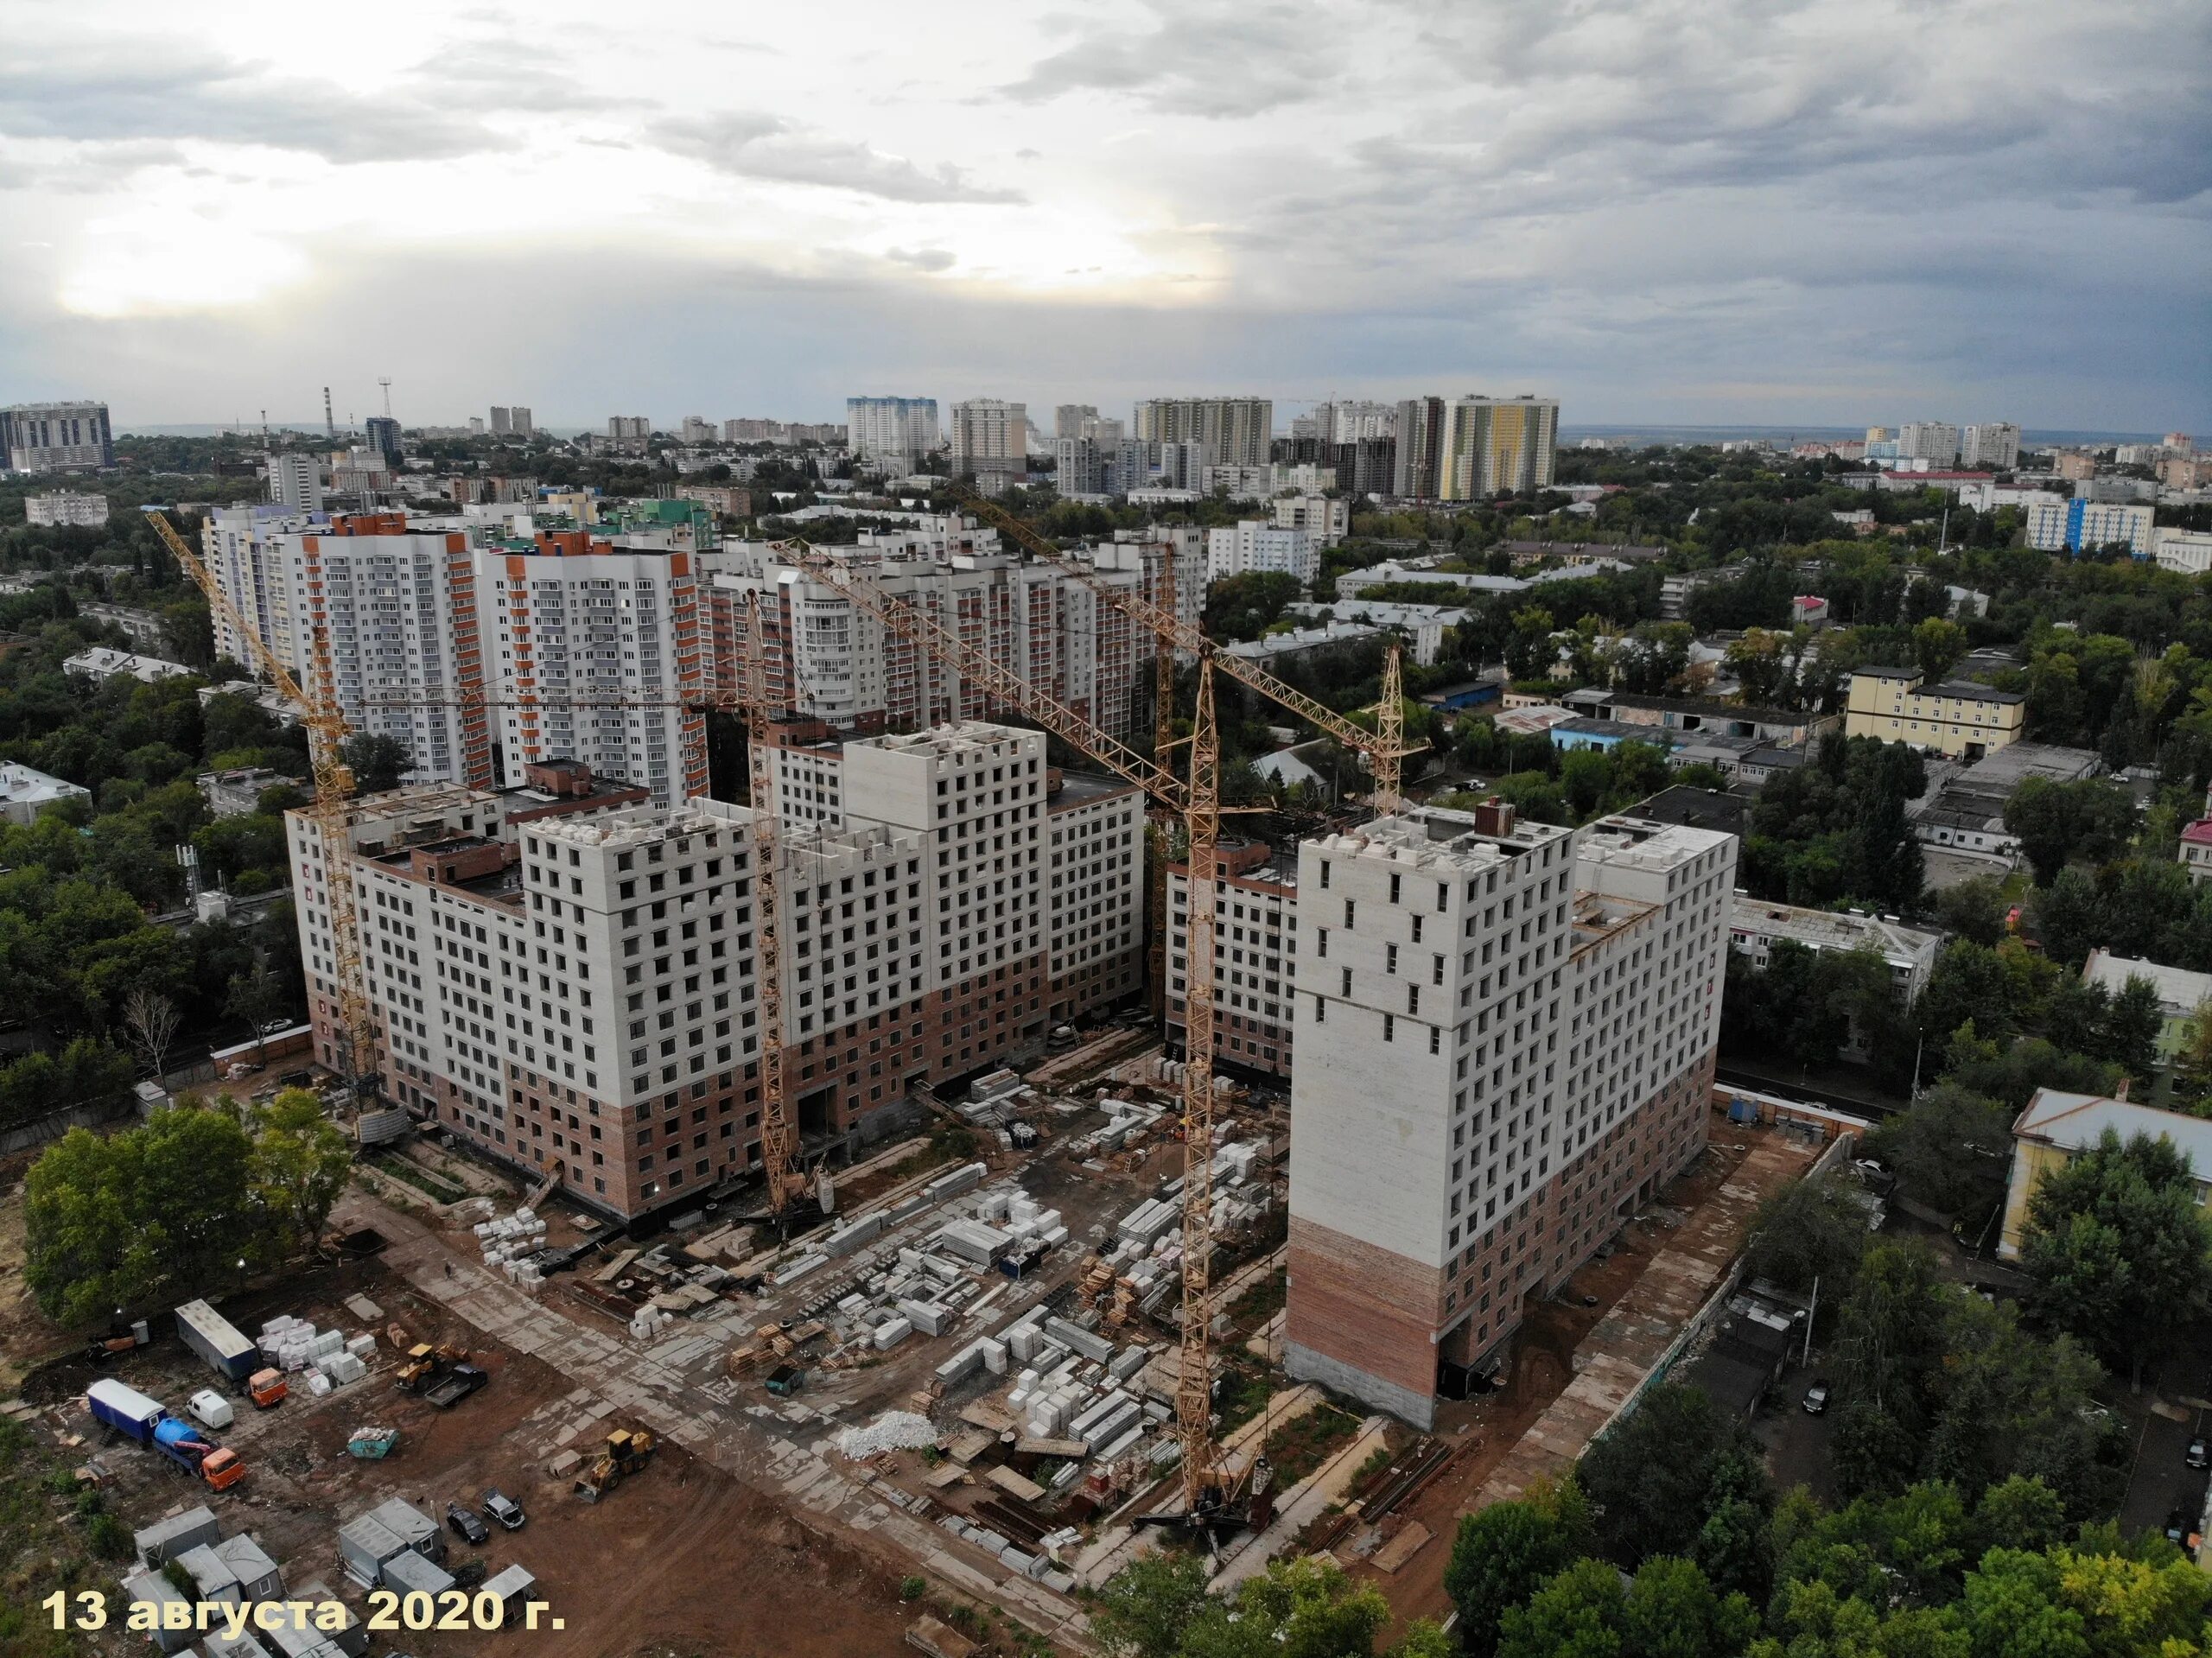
<box><xmin>1225</xmin><ymin>1270</ymin><xmax>1287</xmax><ymax>1333</ymax></box>
<box><xmin>0</xmin><ymin>1416</ymin><xmax>118</xmax><ymax>1658</ymax></box>
<box><xmin>1263</xmin><ymin>1403</ymin><xmax>1361</xmax><ymax>1487</ymax></box>
<box><xmin>366</xmin><ymin>1153</ymin><xmax>467</xmax><ymax>1205</ymax></box>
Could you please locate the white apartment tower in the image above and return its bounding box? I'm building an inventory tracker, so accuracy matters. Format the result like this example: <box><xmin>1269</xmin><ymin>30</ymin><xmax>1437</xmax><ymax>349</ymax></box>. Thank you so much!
<box><xmin>1961</xmin><ymin>422</ymin><xmax>2021</xmax><ymax>470</ymax></box>
<box><xmin>846</xmin><ymin>397</ymin><xmax>941</xmax><ymax>467</ymax></box>
<box><xmin>1285</xmin><ymin>803</ymin><xmax>1735</xmax><ymax>1426</ymax></box>
<box><xmin>1206</xmin><ymin>520</ymin><xmax>1316</xmax><ymax>584</ymax></box>
<box><xmin>1898</xmin><ymin>422</ymin><xmax>1961</xmax><ymax>464</ymax></box>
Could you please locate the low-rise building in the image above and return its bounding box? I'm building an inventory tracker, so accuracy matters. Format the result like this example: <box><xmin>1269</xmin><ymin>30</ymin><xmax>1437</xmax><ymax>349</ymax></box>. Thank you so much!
<box><xmin>1728</xmin><ymin>895</ymin><xmax>1941</xmax><ymax>1009</ymax></box>
<box><xmin>62</xmin><ymin>645</ymin><xmax>195</xmax><ymax>684</ymax></box>
<box><xmin>2180</xmin><ymin>820</ymin><xmax>2212</xmax><ymax>885</ymax></box>
<box><xmin>1999</xmin><ymin>1089</ymin><xmax>2212</xmax><ymax>1258</ymax></box>
<box><xmin>2153</xmin><ymin>526</ymin><xmax>2212</xmax><ymax>577</ymax></box>
<box><xmin>1844</xmin><ymin>667</ymin><xmax>2025</xmax><ymax>759</ymax></box>
<box><xmin>1206</xmin><ymin>520</ymin><xmax>1316</xmax><ymax>585</ymax></box>
<box><xmin>1271</xmin><ymin>494</ymin><xmax>1348</xmax><ymax>549</ymax></box>
<box><xmin>2079</xmin><ymin>950</ymin><xmax>2212</xmax><ymax>1071</ymax></box>
<box><xmin>1223</xmin><ymin>621</ymin><xmax>1383</xmax><ymax>664</ymax></box>
<box><xmin>2025</xmin><ymin>499</ymin><xmax>2155</xmax><ymax>557</ymax></box>
<box><xmin>0</xmin><ymin>760</ymin><xmax>90</xmax><ymax>824</ymax></box>
<box><xmin>1561</xmin><ymin>689</ymin><xmax>1827</xmax><ymax>747</ymax></box>
<box><xmin>1909</xmin><ymin>743</ymin><xmax>2101</xmax><ymax>861</ymax></box>
<box><xmin>199</xmin><ymin>767</ymin><xmax>306</xmax><ymax>818</ymax></box>
<box><xmin>25</xmin><ymin>490</ymin><xmax>109</xmax><ymax>526</ymax></box>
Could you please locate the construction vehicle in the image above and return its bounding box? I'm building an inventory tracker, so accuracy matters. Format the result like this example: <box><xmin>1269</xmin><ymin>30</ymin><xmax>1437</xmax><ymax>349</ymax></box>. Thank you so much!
<box><xmin>88</xmin><ymin>1380</ymin><xmax>247</xmax><ymax>1491</ymax></box>
<box><xmin>247</xmin><ymin>1369</ymin><xmax>288</xmax><ymax>1409</ymax></box>
<box><xmin>423</xmin><ymin>1363</ymin><xmax>490</xmax><ymax>1409</ymax></box>
<box><xmin>573</xmin><ymin>1426</ymin><xmax>657</xmax><ymax>1502</ymax></box>
<box><xmin>82</xmin><ymin>1318</ymin><xmax>151</xmax><ymax>1366</ymax></box>
<box><xmin>394</xmin><ymin>1342</ymin><xmax>467</xmax><ymax>1394</ymax></box>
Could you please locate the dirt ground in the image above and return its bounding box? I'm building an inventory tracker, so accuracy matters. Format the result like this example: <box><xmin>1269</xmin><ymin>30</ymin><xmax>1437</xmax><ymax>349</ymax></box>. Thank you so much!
<box><xmin>1351</xmin><ymin>1115</ymin><xmax>1814</xmax><ymax>1635</ymax></box>
<box><xmin>22</xmin><ymin>1254</ymin><xmax>915</xmax><ymax>1658</ymax></box>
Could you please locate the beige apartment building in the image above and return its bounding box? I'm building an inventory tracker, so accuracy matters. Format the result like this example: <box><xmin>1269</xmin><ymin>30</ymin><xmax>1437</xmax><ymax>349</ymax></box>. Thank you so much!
<box><xmin>1844</xmin><ymin>667</ymin><xmax>2025</xmax><ymax>759</ymax></box>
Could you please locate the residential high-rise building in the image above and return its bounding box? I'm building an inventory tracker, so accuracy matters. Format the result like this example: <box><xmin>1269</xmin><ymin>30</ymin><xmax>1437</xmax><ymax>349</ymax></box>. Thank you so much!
<box><xmin>1393</xmin><ymin>397</ymin><xmax>1446</xmax><ymax>498</ymax></box>
<box><xmin>1055</xmin><ymin>404</ymin><xmax>1098</xmax><ymax>440</ymax></box>
<box><xmin>488</xmin><ymin>406</ymin><xmax>533</xmax><ymax>438</ymax></box>
<box><xmin>948</xmin><ymin>398</ymin><xmax>1029</xmax><ymax>490</ymax></box>
<box><xmin>608</xmin><ymin>416</ymin><xmax>652</xmax><ymax>446</ymax></box>
<box><xmin>364</xmin><ymin>416</ymin><xmax>404</xmax><ymax>469</ymax></box>
<box><xmin>268</xmin><ymin>453</ymin><xmax>324</xmax><ymax>513</ymax></box>
<box><xmin>701</xmin><ymin>533</ymin><xmax>1176</xmax><ymax>743</ymax></box>
<box><xmin>1206</xmin><ymin>521</ymin><xmax>1316</xmax><ymax>584</ymax></box>
<box><xmin>1273</xmin><ymin>494</ymin><xmax>1349</xmax><ymax>549</ymax></box>
<box><xmin>1332</xmin><ymin>436</ymin><xmax>1397</xmax><ymax>498</ymax></box>
<box><xmin>846</xmin><ymin>397</ymin><xmax>940</xmax><ymax>467</ymax></box>
<box><xmin>1440</xmin><ymin>396</ymin><xmax>1559</xmax><ymax>499</ymax></box>
<box><xmin>2</xmin><ymin>400</ymin><xmax>115</xmax><ymax>472</ymax></box>
<box><xmin>679</xmin><ymin>416</ymin><xmax>717</xmax><ymax>446</ymax></box>
<box><xmin>488</xmin><ymin>408</ymin><xmax>512</xmax><ymax>436</ymax></box>
<box><xmin>1897</xmin><ymin>422</ymin><xmax>1961</xmax><ymax>464</ymax></box>
<box><xmin>1132</xmin><ymin>397</ymin><xmax>1274</xmax><ymax>468</ymax></box>
<box><xmin>286</xmin><ymin>723</ymin><xmax>1142</xmax><ymax>1223</ymax></box>
<box><xmin>1284</xmin><ymin>802</ymin><xmax>1736</xmax><ymax>1426</ymax></box>
<box><xmin>1055</xmin><ymin>436</ymin><xmax>1103</xmax><ymax>497</ymax></box>
<box><xmin>201</xmin><ymin>508</ymin><xmax>706</xmax><ymax>806</ymax></box>
<box><xmin>1959</xmin><ymin>422</ymin><xmax>2021</xmax><ymax>469</ymax></box>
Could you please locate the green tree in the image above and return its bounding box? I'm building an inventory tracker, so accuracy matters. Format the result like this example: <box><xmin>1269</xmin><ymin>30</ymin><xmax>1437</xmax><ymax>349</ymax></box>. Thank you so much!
<box><xmin>1097</xmin><ymin>1554</ymin><xmax>1448</xmax><ymax>1658</ymax></box>
<box><xmin>2169</xmin><ymin>998</ymin><xmax>2212</xmax><ymax>1116</ymax></box>
<box><xmin>226</xmin><ymin>965</ymin><xmax>289</xmax><ymax>1063</ymax></box>
<box><xmin>340</xmin><ymin>732</ymin><xmax>410</xmax><ymax>794</ymax></box>
<box><xmin>1743</xmin><ymin>1169</ymin><xmax>1872</xmax><ymax>1299</ymax></box>
<box><xmin>1446</xmin><ymin>1478</ymin><xmax>1596</xmax><ymax>1658</ymax></box>
<box><xmin>1911</xmin><ymin>617</ymin><xmax>1967</xmax><ymax>683</ymax></box>
<box><xmin>1866</xmin><ymin>1084</ymin><xmax>2014</xmax><ymax>1220</ymax></box>
<box><xmin>1578</xmin><ymin>1384</ymin><xmax>1772</xmax><ymax>1567</ymax></box>
<box><xmin>248</xmin><ymin>1088</ymin><xmax>353</xmax><ymax>1254</ymax></box>
<box><xmin>2003</xmin><ymin>778</ymin><xmax>2138</xmax><ymax>886</ymax></box>
<box><xmin>2020</xmin><ymin>1128</ymin><xmax>2212</xmax><ymax>1388</ymax></box>
<box><xmin>1092</xmin><ymin>1552</ymin><xmax>1212</xmax><ymax>1658</ymax></box>
<box><xmin>23</xmin><ymin>1105</ymin><xmax>266</xmax><ymax>1325</ymax></box>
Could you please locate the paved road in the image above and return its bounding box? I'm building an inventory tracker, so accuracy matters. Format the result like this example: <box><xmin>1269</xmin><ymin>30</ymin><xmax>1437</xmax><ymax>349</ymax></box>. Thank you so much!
<box><xmin>334</xmin><ymin>1191</ymin><xmax>1093</xmax><ymax>1648</ymax></box>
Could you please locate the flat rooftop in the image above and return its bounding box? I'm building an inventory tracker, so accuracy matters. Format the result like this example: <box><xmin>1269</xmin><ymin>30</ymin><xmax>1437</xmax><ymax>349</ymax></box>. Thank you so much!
<box><xmin>1729</xmin><ymin>893</ymin><xmax>1937</xmax><ymax>957</ymax></box>
<box><xmin>1048</xmin><ymin>770</ymin><xmax>1140</xmax><ymax>807</ymax></box>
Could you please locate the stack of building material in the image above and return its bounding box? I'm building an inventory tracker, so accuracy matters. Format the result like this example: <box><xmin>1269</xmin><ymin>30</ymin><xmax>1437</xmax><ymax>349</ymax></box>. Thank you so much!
<box><xmin>924</xmin><ymin>1162</ymin><xmax>988</xmax><ymax>1203</ymax></box>
<box><xmin>316</xmin><ymin>1350</ymin><xmax>366</xmax><ymax>1388</ymax></box>
<box><xmin>936</xmin><ymin>1220</ymin><xmax>1011</xmax><ymax>1267</ymax></box>
<box><xmin>474</xmin><ymin>1206</ymin><xmax>547</xmax><ymax>1268</ymax></box>
<box><xmin>628</xmin><ymin>1305</ymin><xmax>674</xmax><ymax>1340</ymax></box>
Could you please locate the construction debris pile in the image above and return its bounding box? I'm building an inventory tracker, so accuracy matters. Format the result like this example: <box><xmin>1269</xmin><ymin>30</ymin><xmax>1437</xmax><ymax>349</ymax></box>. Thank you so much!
<box><xmin>835</xmin><ymin>1410</ymin><xmax>941</xmax><ymax>1458</ymax></box>
<box><xmin>257</xmin><ymin>1316</ymin><xmax>374</xmax><ymax>1395</ymax></box>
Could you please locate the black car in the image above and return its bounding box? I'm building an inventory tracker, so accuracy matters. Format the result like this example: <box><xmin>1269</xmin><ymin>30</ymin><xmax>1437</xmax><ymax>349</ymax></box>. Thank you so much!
<box><xmin>445</xmin><ymin>1503</ymin><xmax>489</xmax><ymax>1546</ymax></box>
<box><xmin>2164</xmin><ymin>1505</ymin><xmax>2193</xmax><ymax>1547</ymax></box>
<box><xmin>482</xmin><ymin>1489</ymin><xmax>526</xmax><ymax>1531</ymax></box>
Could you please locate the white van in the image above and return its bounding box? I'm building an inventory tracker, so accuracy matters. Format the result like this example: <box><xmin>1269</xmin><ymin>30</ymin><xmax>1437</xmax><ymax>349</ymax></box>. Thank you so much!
<box><xmin>188</xmin><ymin>1388</ymin><xmax>235</xmax><ymax>1430</ymax></box>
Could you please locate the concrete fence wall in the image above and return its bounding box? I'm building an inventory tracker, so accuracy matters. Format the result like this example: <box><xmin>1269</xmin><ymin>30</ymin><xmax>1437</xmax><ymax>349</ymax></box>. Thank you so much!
<box><xmin>0</xmin><ymin>1097</ymin><xmax>136</xmax><ymax>1158</ymax></box>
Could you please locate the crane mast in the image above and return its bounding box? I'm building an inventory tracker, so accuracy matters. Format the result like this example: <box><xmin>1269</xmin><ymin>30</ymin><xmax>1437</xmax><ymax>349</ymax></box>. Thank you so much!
<box><xmin>1176</xmin><ymin>661</ymin><xmax>1226</xmax><ymax>1511</ymax></box>
<box><xmin>739</xmin><ymin>592</ymin><xmax>804</xmax><ymax>1217</ymax></box>
<box><xmin>142</xmin><ymin>508</ymin><xmax>380</xmax><ymax>1107</ymax></box>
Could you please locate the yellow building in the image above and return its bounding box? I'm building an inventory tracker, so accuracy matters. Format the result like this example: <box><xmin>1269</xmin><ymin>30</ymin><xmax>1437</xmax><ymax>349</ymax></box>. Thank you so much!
<box><xmin>1844</xmin><ymin>666</ymin><xmax>2025</xmax><ymax>759</ymax></box>
<box><xmin>1999</xmin><ymin>1089</ymin><xmax>2212</xmax><ymax>1259</ymax></box>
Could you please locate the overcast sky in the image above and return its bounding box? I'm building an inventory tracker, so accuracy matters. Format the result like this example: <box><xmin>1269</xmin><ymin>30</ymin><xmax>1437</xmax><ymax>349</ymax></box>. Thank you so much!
<box><xmin>1</xmin><ymin>0</ymin><xmax>2206</xmax><ymax>434</ymax></box>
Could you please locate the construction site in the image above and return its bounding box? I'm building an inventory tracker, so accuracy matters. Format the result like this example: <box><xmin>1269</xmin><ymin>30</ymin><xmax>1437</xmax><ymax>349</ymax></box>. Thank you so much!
<box><xmin>2</xmin><ymin>502</ymin><xmax>1840</xmax><ymax>1656</ymax></box>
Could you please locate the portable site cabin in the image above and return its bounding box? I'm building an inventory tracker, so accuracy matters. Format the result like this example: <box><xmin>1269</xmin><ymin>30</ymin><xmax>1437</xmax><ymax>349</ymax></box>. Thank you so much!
<box><xmin>481</xmin><ymin>1563</ymin><xmax>540</xmax><ymax>1628</ymax></box>
<box><xmin>120</xmin><ymin>1571</ymin><xmax>196</xmax><ymax>1656</ymax></box>
<box><xmin>175</xmin><ymin>1299</ymin><xmax>260</xmax><ymax>1382</ymax></box>
<box><xmin>172</xmin><ymin>1541</ymin><xmax>243</xmax><ymax>1606</ymax></box>
<box><xmin>214</xmin><ymin>1533</ymin><xmax>284</xmax><ymax>1600</ymax></box>
<box><xmin>134</xmin><ymin>1504</ymin><xmax>220</xmax><ymax>1568</ymax></box>
<box><xmin>380</xmin><ymin>1547</ymin><xmax>456</xmax><ymax>1598</ymax></box>
<box><xmin>202</xmin><ymin>1629</ymin><xmax>274</xmax><ymax>1658</ymax></box>
<box><xmin>266</xmin><ymin>1582</ymin><xmax>367</xmax><ymax>1658</ymax></box>
<box><xmin>336</xmin><ymin>1498</ymin><xmax>443</xmax><ymax>1590</ymax></box>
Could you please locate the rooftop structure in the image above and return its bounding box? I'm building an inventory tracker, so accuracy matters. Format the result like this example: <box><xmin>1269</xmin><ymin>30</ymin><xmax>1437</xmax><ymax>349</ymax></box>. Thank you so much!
<box><xmin>0</xmin><ymin>760</ymin><xmax>91</xmax><ymax>825</ymax></box>
<box><xmin>62</xmin><ymin>645</ymin><xmax>194</xmax><ymax>684</ymax></box>
<box><xmin>1728</xmin><ymin>894</ymin><xmax>1942</xmax><ymax>1005</ymax></box>
<box><xmin>2000</xmin><ymin>1089</ymin><xmax>2212</xmax><ymax>1257</ymax></box>
<box><xmin>1844</xmin><ymin>668</ymin><xmax>2025</xmax><ymax>759</ymax></box>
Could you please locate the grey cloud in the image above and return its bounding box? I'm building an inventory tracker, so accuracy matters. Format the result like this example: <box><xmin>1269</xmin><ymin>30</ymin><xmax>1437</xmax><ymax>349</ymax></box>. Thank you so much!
<box><xmin>995</xmin><ymin>3</ymin><xmax>1338</xmax><ymax>117</ymax></box>
<box><xmin>886</xmin><ymin>246</ymin><xmax>957</xmax><ymax>271</ymax></box>
<box><xmin>654</xmin><ymin>115</ymin><xmax>1026</xmax><ymax>204</ymax></box>
<box><xmin>0</xmin><ymin>48</ymin><xmax>511</xmax><ymax>164</ymax></box>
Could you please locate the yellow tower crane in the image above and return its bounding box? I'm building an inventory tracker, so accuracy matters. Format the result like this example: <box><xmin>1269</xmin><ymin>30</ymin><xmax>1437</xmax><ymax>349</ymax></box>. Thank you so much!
<box><xmin>142</xmin><ymin>507</ymin><xmax>382</xmax><ymax>1106</ymax></box>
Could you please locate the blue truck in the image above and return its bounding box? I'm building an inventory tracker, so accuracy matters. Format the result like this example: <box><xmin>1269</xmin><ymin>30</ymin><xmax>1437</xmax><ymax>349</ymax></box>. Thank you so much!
<box><xmin>88</xmin><ymin>1379</ymin><xmax>247</xmax><ymax>1490</ymax></box>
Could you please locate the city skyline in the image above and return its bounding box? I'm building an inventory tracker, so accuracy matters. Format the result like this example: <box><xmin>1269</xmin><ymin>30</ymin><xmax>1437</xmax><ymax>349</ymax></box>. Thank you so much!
<box><xmin>0</xmin><ymin>0</ymin><xmax>2204</xmax><ymax>432</ymax></box>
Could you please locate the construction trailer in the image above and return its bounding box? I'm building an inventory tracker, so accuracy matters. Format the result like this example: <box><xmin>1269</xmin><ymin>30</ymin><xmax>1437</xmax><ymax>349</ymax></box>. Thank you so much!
<box><xmin>119</xmin><ymin>1570</ymin><xmax>196</xmax><ymax>1655</ymax></box>
<box><xmin>133</xmin><ymin>1504</ymin><xmax>221</xmax><ymax>1568</ymax></box>
<box><xmin>175</xmin><ymin>1299</ymin><xmax>260</xmax><ymax>1382</ymax></box>
<box><xmin>337</xmin><ymin>1498</ymin><xmax>445</xmax><ymax>1590</ymax></box>
<box><xmin>481</xmin><ymin>1564</ymin><xmax>541</xmax><ymax>1628</ymax></box>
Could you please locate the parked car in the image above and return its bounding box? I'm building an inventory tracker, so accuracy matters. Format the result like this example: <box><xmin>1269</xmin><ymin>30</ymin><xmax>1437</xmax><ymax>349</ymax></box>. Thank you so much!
<box><xmin>2188</xmin><ymin>1438</ymin><xmax>2209</xmax><ymax>1471</ymax></box>
<box><xmin>481</xmin><ymin>1489</ymin><xmax>526</xmax><ymax>1531</ymax></box>
<box><xmin>2164</xmin><ymin>1505</ymin><xmax>2192</xmax><ymax>1546</ymax></box>
<box><xmin>1802</xmin><ymin>1381</ymin><xmax>1832</xmax><ymax>1414</ymax></box>
<box><xmin>445</xmin><ymin>1503</ymin><xmax>489</xmax><ymax>1546</ymax></box>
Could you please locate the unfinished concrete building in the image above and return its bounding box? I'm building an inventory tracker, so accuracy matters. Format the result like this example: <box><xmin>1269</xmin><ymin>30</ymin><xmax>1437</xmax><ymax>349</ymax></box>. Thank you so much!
<box><xmin>1284</xmin><ymin>802</ymin><xmax>1736</xmax><ymax>1426</ymax></box>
